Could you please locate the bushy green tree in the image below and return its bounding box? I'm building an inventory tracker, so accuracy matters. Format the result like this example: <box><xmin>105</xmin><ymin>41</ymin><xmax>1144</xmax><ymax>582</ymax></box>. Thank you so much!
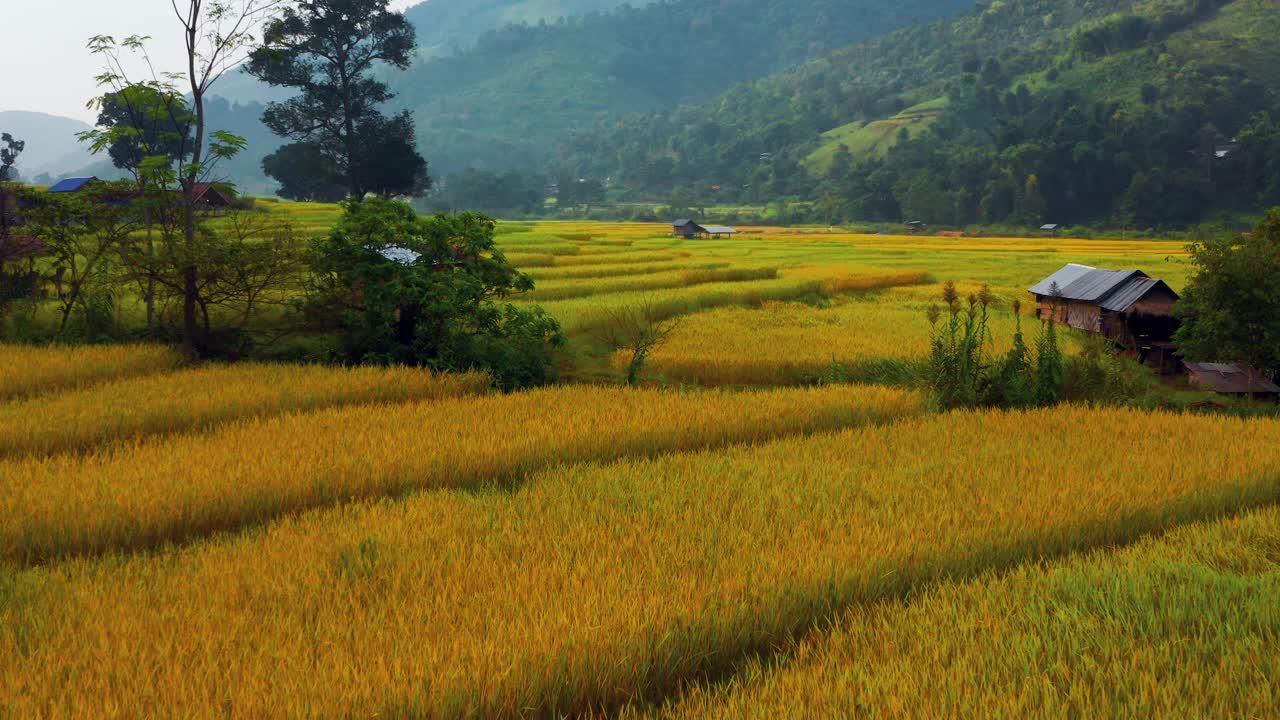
<box><xmin>248</xmin><ymin>0</ymin><xmax>428</xmax><ymax>199</ymax></box>
<box><xmin>306</xmin><ymin>198</ymin><xmax>563</xmax><ymax>389</ymax></box>
<box><xmin>1175</xmin><ymin>209</ymin><xmax>1280</xmax><ymax>381</ymax></box>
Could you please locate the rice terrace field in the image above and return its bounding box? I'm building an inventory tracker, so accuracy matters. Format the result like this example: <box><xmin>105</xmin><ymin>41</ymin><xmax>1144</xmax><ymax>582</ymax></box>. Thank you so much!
<box><xmin>4</xmin><ymin>210</ymin><xmax>1280</xmax><ymax>717</ymax></box>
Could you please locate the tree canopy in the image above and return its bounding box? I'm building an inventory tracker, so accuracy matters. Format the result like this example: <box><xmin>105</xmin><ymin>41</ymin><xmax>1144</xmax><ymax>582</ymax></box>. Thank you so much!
<box><xmin>306</xmin><ymin>198</ymin><xmax>562</xmax><ymax>389</ymax></box>
<box><xmin>247</xmin><ymin>0</ymin><xmax>429</xmax><ymax>198</ymax></box>
<box><xmin>1175</xmin><ymin>209</ymin><xmax>1280</xmax><ymax>380</ymax></box>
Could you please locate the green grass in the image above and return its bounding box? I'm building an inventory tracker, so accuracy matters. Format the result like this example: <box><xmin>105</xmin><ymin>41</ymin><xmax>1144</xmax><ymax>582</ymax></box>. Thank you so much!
<box><xmin>803</xmin><ymin>97</ymin><xmax>948</xmax><ymax>173</ymax></box>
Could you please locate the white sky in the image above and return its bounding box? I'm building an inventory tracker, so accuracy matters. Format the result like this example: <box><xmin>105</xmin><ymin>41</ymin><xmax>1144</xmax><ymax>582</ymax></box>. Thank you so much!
<box><xmin>1</xmin><ymin>0</ymin><xmax>420</xmax><ymax>122</ymax></box>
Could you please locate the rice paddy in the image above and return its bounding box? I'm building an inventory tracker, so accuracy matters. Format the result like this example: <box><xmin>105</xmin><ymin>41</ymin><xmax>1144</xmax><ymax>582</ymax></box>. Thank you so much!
<box><xmin>4</xmin><ymin>216</ymin><xmax>1272</xmax><ymax>718</ymax></box>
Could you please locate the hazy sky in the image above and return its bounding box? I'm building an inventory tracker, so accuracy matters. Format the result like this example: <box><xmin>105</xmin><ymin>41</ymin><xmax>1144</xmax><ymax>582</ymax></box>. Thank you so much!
<box><xmin>2</xmin><ymin>0</ymin><xmax>420</xmax><ymax>122</ymax></box>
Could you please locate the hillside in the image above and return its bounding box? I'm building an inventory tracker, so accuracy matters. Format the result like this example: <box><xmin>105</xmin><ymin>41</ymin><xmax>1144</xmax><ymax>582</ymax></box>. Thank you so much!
<box><xmin>208</xmin><ymin>0</ymin><xmax>644</xmax><ymax>104</ymax></box>
<box><xmin>206</xmin><ymin>0</ymin><xmax>974</xmax><ymax>190</ymax></box>
<box><xmin>564</xmin><ymin>0</ymin><xmax>1280</xmax><ymax>228</ymax></box>
<box><xmin>388</xmin><ymin>0</ymin><xmax>973</xmax><ymax>175</ymax></box>
<box><xmin>0</xmin><ymin>111</ymin><xmax>93</xmax><ymax>181</ymax></box>
<box><xmin>403</xmin><ymin>0</ymin><xmax>651</xmax><ymax>57</ymax></box>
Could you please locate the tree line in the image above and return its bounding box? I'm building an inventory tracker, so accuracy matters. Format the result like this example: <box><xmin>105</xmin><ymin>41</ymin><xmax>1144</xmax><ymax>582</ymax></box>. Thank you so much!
<box><xmin>0</xmin><ymin>0</ymin><xmax>562</xmax><ymax>389</ymax></box>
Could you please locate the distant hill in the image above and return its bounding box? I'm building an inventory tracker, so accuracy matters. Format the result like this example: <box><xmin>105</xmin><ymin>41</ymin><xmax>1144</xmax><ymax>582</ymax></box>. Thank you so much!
<box><xmin>0</xmin><ymin>111</ymin><xmax>94</xmax><ymax>180</ymax></box>
<box><xmin>563</xmin><ymin>0</ymin><xmax>1280</xmax><ymax>228</ymax></box>
<box><xmin>205</xmin><ymin>0</ymin><xmax>974</xmax><ymax>189</ymax></box>
<box><xmin>210</xmin><ymin>0</ymin><xmax>646</xmax><ymax>104</ymax></box>
<box><xmin>387</xmin><ymin>0</ymin><xmax>973</xmax><ymax>174</ymax></box>
<box><xmin>403</xmin><ymin>0</ymin><xmax>651</xmax><ymax>57</ymax></box>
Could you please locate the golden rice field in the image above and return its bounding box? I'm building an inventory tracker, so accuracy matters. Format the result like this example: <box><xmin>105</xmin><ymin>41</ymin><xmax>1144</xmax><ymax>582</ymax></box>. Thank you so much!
<box><xmin>0</xmin><ymin>363</ymin><xmax>488</xmax><ymax>459</ymax></box>
<box><xmin>0</xmin><ymin>381</ymin><xmax>920</xmax><ymax>564</ymax></box>
<box><xmin>640</xmin><ymin>506</ymin><xmax>1280</xmax><ymax>719</ymax></box>
<box><xmin>5</xmin><ymin>217</ymin><xmax>1275</xmax><ymax>718</ymax></box>
<box><xmin>0</xmin><ymin>343</ymin><xmax>181</xmax><ymax>400</ymax></box>
<box><xmin>4</xmin><ymin>406</ymin><xmax>1280</xmax><ymax>716</ymax></box>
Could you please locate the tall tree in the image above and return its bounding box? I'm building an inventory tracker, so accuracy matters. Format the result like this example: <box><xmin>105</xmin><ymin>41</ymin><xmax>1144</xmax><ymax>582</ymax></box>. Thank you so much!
<box><xmin>87</xmin><ymin>83</ymin><xmax>194</xmax><ymax>338</ymax></box>
<box><xmin>92</xmin><ymin>85</ymin><xmax>193</xmax><ymax>175</ymax></box>
<box><xmin>261</xmin><ymin>142</ymin><xmax>346</xmax><ymax>201</ymax></box>
<box><xmin>247</xmin><ymin>0</ymin><xmax>429</xmax><ymax>199</ymax></box>
<box><xmin>84</xmin><ymin>1</ymin><xmax>284</xmax><ymax>359</ymax></box>
<box><xmin>0</xmin><ymin>134</ymin><xmax>23</xmax><ymax>181</ymax></box>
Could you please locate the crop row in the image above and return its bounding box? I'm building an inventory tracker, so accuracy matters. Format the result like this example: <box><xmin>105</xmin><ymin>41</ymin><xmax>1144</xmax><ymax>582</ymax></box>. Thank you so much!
<box><xmin>0</xmin><ymin>343</ymin><xmax>181</xmax><ymax>401</ymax></box>
<box><xmin>2</xmin><ymin>407</ymin><xmax>1279</xmax><ymax>716</ymax></box>
<box><xmin>644</xmin><ymin>295</ymin><xmax>1025</xmax><ymax>386</ymax></box>
<box><xmin>642</xmin><ymin>506</ymin><xmax>1280</xmax><ymax>718</ymax></box>
<box><xmin>522</xmin><ymin>267</ymin><xmax>779</xmax><ymax>302</ymax></box>
<box><xmin>0</xmin><ymin>384</ymin><xmax>921</xmax><ymax>564</ymax></box>
<box><xmin>0</xmin><ymin>364</ymin><xmax>487</xmax><ymax>459</ymax></box>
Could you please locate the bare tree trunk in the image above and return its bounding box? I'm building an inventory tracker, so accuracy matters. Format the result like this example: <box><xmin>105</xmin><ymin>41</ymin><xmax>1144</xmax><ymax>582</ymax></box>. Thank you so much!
<box><xmin>183</xmin><ymin>9</ymin><xmax>203</xmax><ymax>363</ymax></box>
<box><xmin>145</xmin><ymin>207</ymin><xmax>155</xmax><ymax>340</ymax></box>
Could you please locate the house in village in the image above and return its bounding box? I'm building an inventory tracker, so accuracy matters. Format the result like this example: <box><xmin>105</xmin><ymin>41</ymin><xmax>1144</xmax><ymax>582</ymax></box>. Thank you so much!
<box><xmin>1029</xmin><ymin>263</ymin><xmax>1181</xmax><ymax>373</ymax></box>
<box><xmin>672</xmin><ymin>220</ymin><xmax>737</xmax><ymax>239</ymax></box>
<box><xmin>1186</xmin><ymin>363</ymin><xmax>1280</xmax><ymax>402</ymax></box>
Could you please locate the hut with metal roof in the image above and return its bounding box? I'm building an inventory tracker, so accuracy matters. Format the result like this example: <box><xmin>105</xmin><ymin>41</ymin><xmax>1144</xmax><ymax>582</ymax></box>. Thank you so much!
<box><xmin>1186</xmin><ymin>363</ymin><xmax>1280</xmax><ymax>401</ymax></box>
<box><xmin>46</xmin><ymin>177</ymin><xmax>99</xmax><ymax>193</ymax></box>
<box><xmin>1029</xmin><ymin>263</ymin><xmax>1181</xmax><ymax>371</ymax></box>
<box><xmin>672</xmin><ymin>219</ymin><xmax>707</xmax><ymax>239</ymax></box>
<box><xmin>702</xmin><ymin>225</ymin><xmax>738</xmax><ymax>239</ymax></box>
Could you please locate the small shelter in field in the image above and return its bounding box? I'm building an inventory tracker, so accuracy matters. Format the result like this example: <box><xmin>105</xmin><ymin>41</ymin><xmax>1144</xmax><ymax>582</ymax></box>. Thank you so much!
<box><xmin>46</xmin><ymin>177</ymin><xmax>98</xmax><ymax>193</ymax></box>
<box><xmin>192</xmin><ymin>183</ymin><xmax>235</xmax><ymax>211</ymax></box>
<box><xmin>702</xmin><ymin>225</ymin><xmax>738</xmax><ymax>239</ymax></box>
<box><xmin>672</xmin><ymin>219</ymin><xmax>706</xmax><ymax>238</ymax></box>
<box><xmin>1040</xmin><ymin>223</ymin><xmax>1060</xmax><ymax>236</ymax></box>
<box><xmin>905</xmin><ymin>220</ymin><xmax>927</xmax><ymax>234</ymax></box>
<box><xmin>1029</xmin><ymin>263</ymin><xmax>1181</xmax><ymax>372</ymax></box>
<box><xmin>1186</xmin><ymin>363</ymin><xmax>1280</xmax><ymax>401</ymax></box>
<box><xmin>672</xmin><ymin>220</ymin><xmax>736</xmax><ymax>239</ymax></box>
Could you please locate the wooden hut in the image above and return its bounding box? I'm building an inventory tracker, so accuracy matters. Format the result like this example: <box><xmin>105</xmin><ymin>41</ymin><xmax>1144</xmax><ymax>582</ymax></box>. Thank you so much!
<box><xmin>1029</xmin><ymin>263</ymin><xmax>1181</xmax><ymax>373</ymax></box>
<box><xmin>1186</xmin><ymin>363</ymin><xmax>1279</xmax><ymax>401</ymax></box>
<box><xmin>672</xmin><ymin>219</ymin><xmax>708</xmax><ymax>238</ymax></box>
<box><xmin>192</xmin><ymin>183</ymin><xmax>235</xmax><ymax>211</ymax></box>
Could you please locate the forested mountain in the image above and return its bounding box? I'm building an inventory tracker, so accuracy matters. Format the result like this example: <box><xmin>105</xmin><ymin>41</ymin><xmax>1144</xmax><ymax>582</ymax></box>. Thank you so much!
<box><xmin>563</xmin><ymin>0</ymin><xmax>1280</xmax><ymax>228</ymax></box>
<box><xmin>389</xmin><ymin>0</ymin><xmax>973</xmax><ymax>174</ymax></box>
<box><xmin>206</xmin><ymin>0</ymin><xmax>974</xmax><ymax>189</ymax></box>
<box><xmin>209</xmin><ymin>0</ymin><xmax>645</xmax><ymax>104</ymax></box>
<box><xmin>403</xmin><ymin>0</ymin><xmax>652</xmax><ymax>57</ymax></box>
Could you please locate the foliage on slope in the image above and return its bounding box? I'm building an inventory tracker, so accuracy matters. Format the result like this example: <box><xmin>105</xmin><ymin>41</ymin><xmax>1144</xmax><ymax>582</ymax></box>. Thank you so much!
<box><xmin>386</xmin><ymin>0</ymin><xmax>974</xmax><ymax>174</ymax></box>
<box><xmin>564</xmin><ymin>0</ymin><xmax>1280</xmax><ymax>228</ymax></box>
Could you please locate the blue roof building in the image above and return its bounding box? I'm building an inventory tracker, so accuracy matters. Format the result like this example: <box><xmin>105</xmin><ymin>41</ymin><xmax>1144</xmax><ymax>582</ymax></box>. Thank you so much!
<box><xmin>46</xmin><ymin>177</ymin><xmax>98</xmax><ymax>193</ymax></box>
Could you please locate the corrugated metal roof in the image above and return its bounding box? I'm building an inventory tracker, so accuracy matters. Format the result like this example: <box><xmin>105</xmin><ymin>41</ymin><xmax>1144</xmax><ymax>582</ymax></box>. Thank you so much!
<box><xmin>1028</xmin><ymin>263</ymin><xmax>1095</xmax><ymax>297</ymax></box>
<box><xmin>1040</xmin><ymin>223</ymin><xmax>1059</xmax><ymax>230</ymax></box>
<box><xmin>1030</xmin><ymin>264</ymin><xmax>1178</xmax><ymax>314</ymax></box>
<box><xmin>1186</xmin><ymin>363</ymin><xmax>1280</xmax><ymax>394</ymax></box>
<box><xmin>374</xmin><ymin>245</ymin><xmax>420</xmax><ymax>265</ymax></box>
<box><xmin>1098</xmin><ymin>276</ymin><xmax>1179</xmax><ymax>312</ymax></box>
<box><xmin>703</xmin><ymin>226</ymin><xmax>737</xmax><ymax>234</ymax></box>
<box><xmin>1057</xmin><ymin>268</ymin><xmax>1147</xmax><ymax>303</ymax></box>
<box><xmin>46</xmin><ymin>177</ymin><xmax>97</xmax><ymax>193</ymax></box>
